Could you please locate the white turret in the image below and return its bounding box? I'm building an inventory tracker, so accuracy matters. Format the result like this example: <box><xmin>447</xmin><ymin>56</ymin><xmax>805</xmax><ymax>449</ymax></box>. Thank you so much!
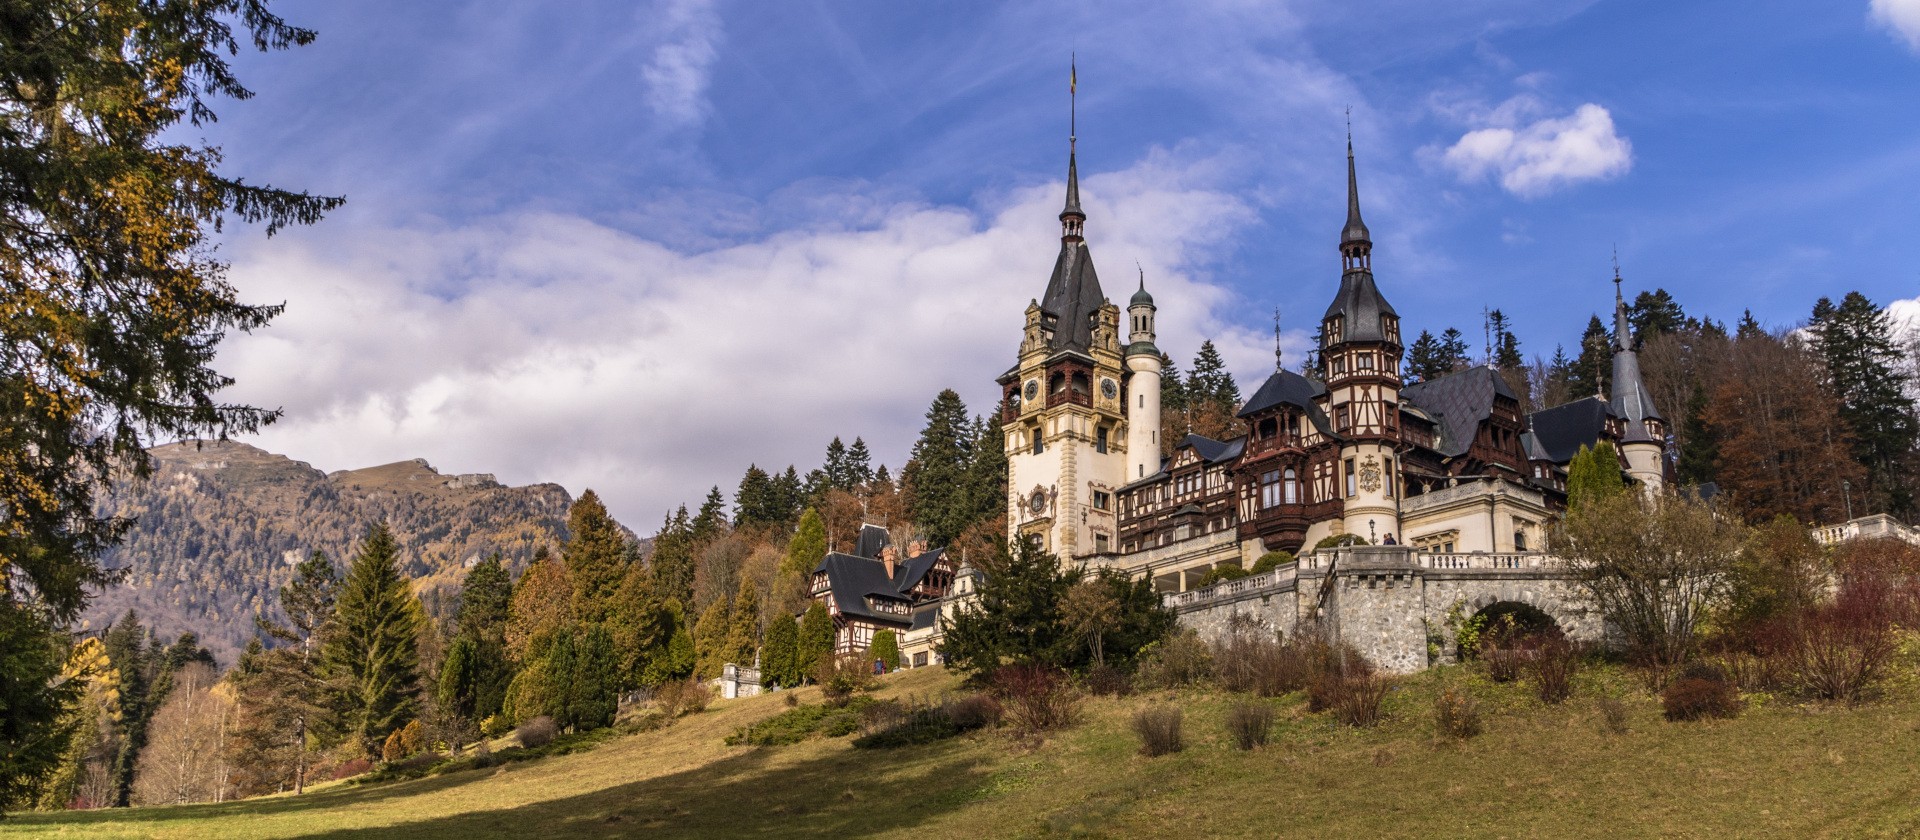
<box><xmin>1126</xmin><ymin>276</ymin><xmax>1163</xmax><ymax>482</ymax></box>
<box><xmin>1610</xmin><ymin>271</ymin><xmax>1666</xmax><ymax>493</ymax></box>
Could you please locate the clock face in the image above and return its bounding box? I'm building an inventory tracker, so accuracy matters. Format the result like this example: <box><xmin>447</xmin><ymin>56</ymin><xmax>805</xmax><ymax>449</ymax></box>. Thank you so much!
<box><xmin>1101</xmin><ymin>378</ymin><xmax>1118</xmax><ymax>399</ymax></box>
<box><xmin>1029</xmin><ymin>490</ymin><xmax>1047</xmax><ymax>513</ymax></box>
<box><xmin>1024</xmin><ymin>380</ymin><xmax>1039</xmax><ymax>401</ymax></box>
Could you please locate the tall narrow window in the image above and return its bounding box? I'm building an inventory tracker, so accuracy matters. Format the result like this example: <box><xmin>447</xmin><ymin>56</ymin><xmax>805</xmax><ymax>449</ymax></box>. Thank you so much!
<box><xmin>1383</xmin><ymin>457</ymin><xmax>1394</xmax><ymax>498</ymax></box>
<box><xmin>1096</xmin><ymin>426</ymin><xmax>1108</xmax><ymax>454</ymax></box>
<box><xmin>1260</xmin><ymin>470</ymin><xmax>1281</xmax><ymax>509</ymax></box>
<box><xmin>1031</xmin><ymin>427</ymin><xmax>1043</xmax><ymax>455</ymax></box>
<box><xmin>1345</xmin><ymin>458</ymin><xmax>1356</xmax><ymax>497</ymax></box>
<box><xmin>1284</xmin><ymin>468</ymin><xmax>1299</xmax><ymax>504</ymax></box>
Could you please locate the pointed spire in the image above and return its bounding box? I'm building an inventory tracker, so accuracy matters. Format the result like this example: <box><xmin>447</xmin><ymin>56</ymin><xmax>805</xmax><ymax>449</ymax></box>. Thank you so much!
<box><xmin>1062</xmin><ymin>150</ymin><xmax>1083</xmax><ymax>220</ymax></box>
<box><xmin>1611</xmin><ymin>258</ymin><xmax>1632</xmax><ymax>352</ymax></box>
<box><xmin>1608</xmin><ymin>262</ymin><xmax>1663</xmax><ymax>426</ymax></box>
<box><xmin>1341</xmin><ymin>115</ymin><xmax>1371</xmax><ymax>252</ymax></box>
<box><xmin>1059</xmin><ymin>59</ymin><xmax>1085</xmax><ymax>241</ymax></box>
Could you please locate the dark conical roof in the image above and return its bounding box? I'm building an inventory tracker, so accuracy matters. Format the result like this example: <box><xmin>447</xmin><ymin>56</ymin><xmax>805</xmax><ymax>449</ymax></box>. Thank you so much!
<box><xmin>1341</xmin><ymin>140</ymin><xmax>1370</xmax><ymax>247</ymax></box>
<box><xmin>1610</xmin><ymin>280</ymin><xmax>1663</xmax><ymax>424</ymax></box>
<box><xmin>1061</xmin><ymin>150</ymin><xmax>1083</xmax><ymax>219</ymax></box>
<box><xmin>1041</xmin><ymin>241</ymin><xmax>1104</xmax><ymax>353</ymax></box>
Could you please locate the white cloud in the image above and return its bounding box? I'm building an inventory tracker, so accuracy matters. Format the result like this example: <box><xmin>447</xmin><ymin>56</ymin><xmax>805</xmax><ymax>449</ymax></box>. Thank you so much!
<box><xmin>218</xmin><ymin>156</ymin><xmax>1260</xmax><ymax>528</ymax></box>
<box><xmin>1872</xmin><ymin>0</ymin><xmax>1920</xmax><ymax>51</ymax></box>
<box><xmin>1438</xmin><ymin>100</ymin><xmax>1632</xmax><ymax>198</ymax></box>
<box><xmin>641</xmin><ymin>0</ymin><xmax>724</xmax><ymax>129</ymax></box>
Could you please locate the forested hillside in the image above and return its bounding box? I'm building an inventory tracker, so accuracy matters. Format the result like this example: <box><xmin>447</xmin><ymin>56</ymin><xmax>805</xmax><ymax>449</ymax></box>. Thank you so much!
<box><xmin>82</xmin><ymin>440</ymin><xmax>604</xmax><ymax>665</ymax></box>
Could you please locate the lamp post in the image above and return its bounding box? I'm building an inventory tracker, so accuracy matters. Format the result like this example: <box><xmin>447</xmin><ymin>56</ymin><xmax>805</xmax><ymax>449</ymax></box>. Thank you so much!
<box><xmin>1368</xmin><ymin>519</ymin><xmax>1376</xmax><ymax>544</ymax></box>
<box><xmin>1842</xmin><ymin>480</ymin><xmax>1853</xmax><ymax>522</ymax></box>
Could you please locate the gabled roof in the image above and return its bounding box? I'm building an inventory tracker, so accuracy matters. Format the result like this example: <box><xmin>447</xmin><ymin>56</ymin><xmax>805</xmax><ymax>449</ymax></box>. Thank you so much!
<box><xmin>852</xmin><ymin>523</ymin><xmax>890</xmax><ymax>559</ymax></box>
<box><xmin>1176</xmin><ymin>433</ymin><xmax>1244</xmax><ymax>465</ymax></box>
<box><xmin>1525</xmin><ymin>396</ymin><xmax>1616</xmax><ymax>464</ymax></box>
<box><xmin>811</xmin><ymin>546</ymin><xmax>949</xmax><ymax>625</ymax></box>
<box><xmin>1401</xmin><ymin>366</ymin><xmax>1516</xmax><ymax>457</ymax></box>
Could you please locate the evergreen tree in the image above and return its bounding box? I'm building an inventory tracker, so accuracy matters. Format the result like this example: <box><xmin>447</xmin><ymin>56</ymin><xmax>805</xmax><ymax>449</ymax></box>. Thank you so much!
<box><xmin>965</xmin><ymin>413</ymin><xmax>1010</xmax><ymax>532</ymax></box>
<box><xmin>1566</xmin><ymin>315</ymin><xmax>1611</xmax><ymax>399</ymax></box>
<box><xmin>1811</xmin><ymin>292</ymin><xmax>1918</xmax><ymax>513</ymax></box>
<box><xmin>1546</xmin><ymin>345</ymin><xmax>1574</xmax><ymax>401</ymax></box>
<box><xmin>639</xmin><ymin>601</ymin><xmax>695</xmax><ymax>687</ymax></box>
<box><xmin>1630</xmin><ymin>289</ymin><xmax>1690</xmax><ymax>341</ymax></box>
<box><xmin>563</xmin><ymin>490</ymin><xmax>629</xmax><ymax>625</ymax></box>
<box><xmin>823</xmin><ymin>437</ymin><xmax>851</xmax><ymax>490</ymax></box>
<box><xmin>1439</xmin><ymin>327</ymin><xmax>1472</xmax><ymax>372</ymax></box>
<box><xmin>321</xmin><ymin>524</ymin><xmax>423</xmax><ymax>754</ymax></box>
<box><xmin>724</xmin><ymin>578</ymin><xmax>760</xmax><ymax>667</ymax></box>
<box><xmin>102</xmin><ymin>611</ymin><xmax>151</xmax><ymax>806</ymax></box>
<box><xmin>649</xmin><ymin>507</ymin><xmax>697</xmax><ymax>610</ymax></box>
<box><xmin>691</xmin><ymin>487</ymin><xmax>728</xmax><ymax>545</ymax></box>
<box><xmin>940</xmin><ymin>536</ymin><xmax>1076</xmax><ymax>681</ymax></box>
<box><xmin>847</xmin><ymin>438</ymin><xmax>875</xmax><ymax>487</ymax></box>
<box><xmin>563</xmin><ymin>624</ymin><xmax>619</xmax><ymax>732</ymax></box>
<box><xmin>452</xmin><ymin>554</ymin><xmax>513</xmax><ymax>721</ymax></box>
<box><xmin>1188</xmin><ymin>341</ymin><xmax>1241</xmax><ymax>411</ymax></box>
<box><xmin>796</xmin><ymin>602</ymin><xmax>835</xmax><ymax>681</ymax></box>
<box><xmin>1158</xmin><ymin>353</ymin><xmax>1189</xmax><ymax>414</ymax></box>
<box><xmin>1676</xmin><ymin>381</ymin><xmax>1720</xmax><ymax>487</ymax></box>
<box><xmin>1735</xmin><ymin>310</ymin><xmax>1766</xmax><ymax>341</ymax></box>
<box><xmin>733</xmin><ymin>467</ymin><xmax>775</xmax><ymax>530</ymax></box>
<box><xmin>907</xmin><ymin>390</ymin><xmax>976</xmax><ymax>547</ymax></box>
<box><xmin>869</xmin><ymin>629</ymin><xmax>900</xmax><ymax>672</ymax></box>
<box><xmin>1406</xmin><ymin>330</ymin><xmax>1445</xmax><ymax>382</ymax></box>
<box><xmin>772</xmin><ymin>466</ymin><xmax>805</xmax><ymax>528</ymax></box>
<box><xmin>1491</xmin><ymin>310</ymin><xmax>1524</xmax><ymax>370</ymax></box>
<box><xmin>778</xmin><ymin>509</ymin><xmax>828</xmax><ymax>615</ymax></box>
<box><xmin>256</xmin><ymin>550</ymin><xmax>339</xmax><ymax>658</ymax></box>
<box><xmin>761</xmin><ymin>617</ymin><xmax>800</xmax><ymax>688</ymax></box>
<box><xmin>0</xmin><ymin>596</ymin><xmax>82</xmax><ymax>811</ymax></box>
<box><xmin>691</xmin><ymin>598</ymin><xmax>732</xmax><ymax>680</ymax></box>
<box><xmin>1566</xmin><ymin>443</ymin><xmax>1627</xmax><ymax>511</ymax></box>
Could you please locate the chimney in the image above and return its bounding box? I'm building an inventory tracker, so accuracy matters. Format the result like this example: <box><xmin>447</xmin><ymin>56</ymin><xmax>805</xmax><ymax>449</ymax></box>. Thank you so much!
<box><xmin>909</xmin><ymin>539</ymin><xmax>928</xmax><ymax>558</ymax></box>
<box><xmin>881</xmin><ymin>545</ymin><xmax>897</xmax><ymax>578</ymax></box>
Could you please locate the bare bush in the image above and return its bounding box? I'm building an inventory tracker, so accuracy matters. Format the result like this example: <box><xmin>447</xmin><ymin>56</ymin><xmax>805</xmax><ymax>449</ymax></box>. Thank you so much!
<box><xmin>1135</xmin><ymin>630</ymin><xmax>1212</xmax><ymax>689</ymax></box>
<box><xmin>993</xmin><ymin>665</ymin><xmax>1081</xmax><ymax>734</ymax></box>
<box><xmin>1213</xmin><ymin>628</ymin><xmax>1312</xmax><ymax>697</ymax></box>
<box><xmin>1332</xmin><ymin>676</ymin><xmax>1389</xmax><ymax>728</ymax></box>
<box><xmin>815</xmin><ymin>654</ymin><xmax>878</xmax><ymax>708</ymax></box>
<box><xmin>1532</xmin><ymin>637</ymin><xmax>1579</xmax><ymax>704</ymax></box>
<box><xmin>514</xmin><ymin>715</ymin><xmax>559</xmax><ymax>748</ymax></box>
<box><xmin>1784</xmin><ymin>570</ymin><xmax>1913</xmax><ymax>704</ymax></box>
<box><xmin>1433</xmin><ymin>686</ymin><xmax>1481</xmax><ymax>740</ymax></box>
<box><xmin>131</xmin><ymin>663</ymin><xmax>231</xmax><ymax>806</ymax></box>
<box><xmin>1305</xmin><ymin>640</ymin><xmax>1374</xmax><ymax>713</ymax></box>
<box><xmin>946</xmin><ymin>693</ymin><xmax>1005</xmax><ymax>730</ymax></box>
<box><xmin>1131</xmin><ymin>706</ymin><xmax>1184</xmax><ymax>756</ymax></box>
<box><xmin>1597</xmin><ymin>696</ymin><xmax>1629</xmax><ymax>734</ymax></box>
<box><xmin>1482</xmin><ymin>644</ymin><xmax>1529</xmax><ymax>683</ymax></box>
<box><xmin>1226</xmin><ymin>700</ymin><xmax>1273</xmax><ymax>750</ymax></box>
<box><xmin>1084</xmin><ymin>664</ymin><xmax>1134</xmax><ymax>697</ymax></box>
<box><xmin>678</xmin><ymin>680</ymin><xmax>712</xmax><ymax>714</ymax></box>
<box><xmin>1662</xmin><ymin>665</ymin><xmax>1740</xmax><ymax>721</ymax></box>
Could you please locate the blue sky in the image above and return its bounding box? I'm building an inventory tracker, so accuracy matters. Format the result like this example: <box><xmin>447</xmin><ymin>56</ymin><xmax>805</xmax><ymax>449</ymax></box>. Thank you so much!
<box><xmin>203</xmin><ymin>0</ymin><xmax>1920</xmax><ymax>530</ymax></box>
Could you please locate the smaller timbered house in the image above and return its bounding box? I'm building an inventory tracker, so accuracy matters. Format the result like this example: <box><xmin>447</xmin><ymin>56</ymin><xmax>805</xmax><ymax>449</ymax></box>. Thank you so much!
<box><xmin>809</xmin><ymin>524</ymin><xmax>956</xmax><ymax>655</ymax></box>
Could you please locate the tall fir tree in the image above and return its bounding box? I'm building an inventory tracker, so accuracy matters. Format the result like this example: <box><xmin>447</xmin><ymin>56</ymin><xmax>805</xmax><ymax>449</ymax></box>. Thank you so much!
<box><xmin>772</xmin><ymin>466</ymin><xmax>805</xmax><ymax>527</ymax></box>
<box><xmin>1676</xmin><ymin>381</ymin><xmax>1720</xmax><ymax>487</ymax></box>
<box><xmin>1810</xmin><ymin>292</ymin><xmax>1918</xmax><ymax>513</ymax></box>
<box><xmin>322</xmin><ymin>524</ymin><xmax>423</xmax><ymax>754</ymax></box>
<box><xmin>452</xmin><ymin>554</ymin><xmax>514</xmax><ymax>721</ymax></box>
<box><xmin>1491</xmin><ymin>310</ymin><xmax>1524</xmax><ymax>370</ymax></box>
<box><xmin>1566</xmin><ymin>443</ymin><xmax>1627</xmax><ymax>511</ymax></box>
<box><xmin>691</xmin><ymin>597</ymin><xmax>733</xmax><ymax>680</ymax></box>
<box><xmin>823</xmin><ymin>437</ymin><xmax>851</xmax><ymax>490</ymax></box>
<box><xmin>1629</xmin><ymin>289</ymin><xmax>1691</xmax><ymax>341</ymax></box>
<box><xmin>906</xmin><ymin>390</ymin><xmax>976</xmax><ymax>546</ymax></box>
<box><xmin>1406</xmin><ymin>330</ymin><xmax>1445</xmax><ymax>382</ymax></box>
<box><xmin>649</xmin><ymin>506</ymin><xmax>697</xmax><ymax>610</ymax></box>
<box><xmin>1158</xmin><ymin>352</ymin><xmax>1189</xmax><ymax>414</ymax></box>
<box><xmin>847</xmin><ymin>438</ymin><xmax>875</xmax><ymax>486</ymax></box>
<box><xmin>562</xmin><ymin>490</ymin><xmax>629</xmax><ymax>625</ymax></box>
<box><xmin>101</xmin><ymin>611</ymin><xmax>151</xmax><ymax>806</ymax></box>
<box><xmin>690</xmin><ymin>487</ymin><xmax>728</xmax><ymax>545</ymax></box>
<box><xmin>724</xmin><ymin>578</ymin><xmax>760</xmax><ymax>667</ymax></box>
<box><xmin>1566</xmin><ymin>315</ymin><xmax>1611</xmax><ymax>399</ymax></box>
<box><xmin>796</xmin><ymin>602</ymin><xmax>835</xmax><ymax>681</ymax></box>
<box><xmin>761</xmin><ymin>616</ymin><xmax>800</xmax><ymax>688</ymax></box>
<box><xmin>1439</xmin><ymin>327</ymin><xmax>1472</xmax><ymax>372</ymax></box>
<box><xmin>733</xmin><ymin>466</ymin><xmax>775</xmax><ymax>530</ymax></box>
<box><xmin>1188</xmin><ymin>341</ymin><xmax>1241</xmax><ymax>411</ymax></box>
<box><xmin>1735</xmin><ymin>310</ymin><xmax>1766</xmax><ymax>341</ymax></box>
<box><xmin>965</xmin><ymin>413</ymin><xmax>1010</xmax><ymax>534</ymax></box>
<box><xmin>256</xmin><ymin>550</ymin><xmax>339</xmax><ymax>659</ymax></box>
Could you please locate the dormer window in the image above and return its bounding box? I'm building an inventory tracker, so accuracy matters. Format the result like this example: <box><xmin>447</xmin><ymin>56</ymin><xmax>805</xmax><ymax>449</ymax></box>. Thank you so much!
<box><xmin>1325</xmin><ymin>316</ymin><xmax>1344</xmax><ymax>345</ymax></box>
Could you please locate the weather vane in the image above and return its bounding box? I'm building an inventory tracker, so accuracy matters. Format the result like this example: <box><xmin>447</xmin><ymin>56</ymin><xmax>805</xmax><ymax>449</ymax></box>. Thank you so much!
<box><xmin>1274</xmin><ymin>307</ymin><xmax>1284</xmax><ymax>372</ymax></box>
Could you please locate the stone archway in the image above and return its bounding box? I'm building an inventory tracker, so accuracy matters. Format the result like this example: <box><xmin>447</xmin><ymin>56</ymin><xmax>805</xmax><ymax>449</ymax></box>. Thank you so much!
<box><xmin>1470</xmin><ymin>600</ymin><xmax>1563</xmax><ymax>641</ymax></box>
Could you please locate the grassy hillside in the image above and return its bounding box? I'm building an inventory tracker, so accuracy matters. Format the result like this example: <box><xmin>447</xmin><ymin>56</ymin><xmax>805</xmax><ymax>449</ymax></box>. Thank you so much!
<box><xmin>11</xmin><ymin>661</ymin><xmax>1920</xmax><ymax>839</ymax></box>
<box><xmin>83</xmin><ymin>440</ymin><xmax>602</xmax><ymax>664</ymax></box>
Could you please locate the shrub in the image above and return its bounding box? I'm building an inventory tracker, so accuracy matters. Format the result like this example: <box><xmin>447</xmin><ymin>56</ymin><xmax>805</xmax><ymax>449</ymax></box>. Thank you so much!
<box><xmin>1784</xmin><ymin>575</ymin><xmax>1908</xmax><ymax>704</ymax></box>
<box><xmin>994</xmin><ymin>664</ymin><xmax>1081</xmax><ymax>734</ymax></box>
<box><xmin>1333</xmin><ymin>676</ymin><xmax>1390</xmax><ymax>727</ymax></box>
<box><xmin>1131</xmin><ymin>706</ymin><xmax>1184</xmax><ymax>756</ymax></box>
<box><xmin>1433</xmin><ymin>686</ymin><xmax>1481</xmax><ymax>740</ymax></box>
<box><xmin>515</xmin><ymin>715</ymin><xmax>560</xmax><ymax>748</ymax></box>
<box><xmin>783</xmin><ymin>691</ymin><xmax>800</xmax><ymax>708</ymax></box>
<box><xmin>946</xmin><ymin>693</ymin><xmax>1005</xmax><ymax>730</ymax></box>
<box><xmin>1197</xmin><ymin>565</ymin><xmax>1252</xmax><ymax>587</ymax></box>
<box><xmin>869</xmin><ymin>630</ymin><xmax>901</xmax><ymax>674</ymax></box>
<box><xmin>381</xmin><ymin>729</ymin><xmax>407</xmax><ymax>763</ymax></box>
<box><xmin>1215</xmin><ymin>630</ymin><xmax>1312</xmax><ymax>697</ymax></box>
<box><xmin>1304</xmin><ymin>640</ymin><xmax>1374</xmax><ymax>712</ymax></box>
<box><xmin>815</xmin><ymin>653</ymin><xmax>878</xmax><ymax>707</ymax></box>
<box><xmin>1084</xmin><ymin>664</ymin><xmax>1134</xmax><ymax>697</ymax></box>
<box><xmin>1532</xmin><ymin>638</ymin><xmax>1578</xmax><ymax>704</ymax></box>
<box><xmin>398</xmin><ymin>719</ymin><xmax>426</xmax><ymax>755</ymax></box>
<box><xmin>1135</xmin><ymin>630</ymin><xmax>1212</xmax><ymax>689</ymax></box>
<box><xmin>1226</xmin><ymin>700</ymin><xmax>1273</xmax><ymax>750</ymax></box>
<box><xmin>331</xmin><ymin>758</ymin><xmax>373</xmax><ymax>781</ymax></box>
<box><xmin>1597</xmin><ymin>696</ymin><xmax>1630</xmax><ymax>734</ymax></box>
<box><xmin>652</xmin><ymin>680</ymin><xmax>687</xmax><ymax>717</ymax></box>
<box><xmin>480</xmin><ymin>714</ymin><xmax>513</xmax><ymax>738</ymax></box>
<box><xmin>819</xmin><ymin>712</ymin><xmax>860</xmax><ymax>737</ymax></box>
<box><xmin>1662</xmin><ymin>676</ymin><xmax>1740</xmax><ymax>721</ymax></box>
<box><xmin>678</xmin><ymin>680</ymin><xmax>712</xmax><ymax>714</ymax></box>
<box><xmin>1250</xmin><ymin>551</ymin><xmax>1294</xmax><ymax>574</ymax></box>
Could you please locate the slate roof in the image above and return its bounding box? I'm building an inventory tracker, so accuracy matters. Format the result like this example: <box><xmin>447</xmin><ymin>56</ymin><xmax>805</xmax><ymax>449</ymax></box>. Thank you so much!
<box><xmin>1323</xmin><ymin>270</ymin><xmax>1398</xmax><ymax>343</ymax></box>
<box><xmin>1341</xmin><ymin>141</ymin><xmax>1371</xmax><ymax>248</ymax></box>
<box><xmin>852</xmin><ymin>523</ymin><xmax>890</xmax><ymax>559</ymax></box>
<box><xmin>811</xmin><ymin>546</ymin><xmax>950</xmax><ymax>626</ymax></box>
<box><xmin>1238</xmin><ymin>368</ymin><xmax>1334</xmax><ymax>434</ymax></box>
<box><xmin>1401</xmin><ymin>366</ymin><xmax>1516</xmax><ymax>458</ymax></box>
<box><xmin>1525</xmin><ymin>396</ymin><xmax>1616</xmax><ymax>464</ymax></box>
<box><xmin>1038</xmin><ymin>152</ymin><xmax>1106</xmax><ymax>355</ymax></box>
<box><xmin>1177</xmin><ymin>433</ymin><xmax>1245</xmax><ymax>465</ymax></box>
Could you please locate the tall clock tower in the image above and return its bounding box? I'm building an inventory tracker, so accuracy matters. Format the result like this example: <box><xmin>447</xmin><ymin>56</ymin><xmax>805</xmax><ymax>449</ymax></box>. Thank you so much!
<box><xmin>998</xmin><ymin>145</ymin><xmax>1129</xmax><ymax>560</ymax></box>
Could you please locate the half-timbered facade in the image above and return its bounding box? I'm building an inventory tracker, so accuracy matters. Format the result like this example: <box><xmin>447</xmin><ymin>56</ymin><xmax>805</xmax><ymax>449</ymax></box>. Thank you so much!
<box><xmin>809</xmin><ymin>524</ymin><xmax>957</xmax><ymax>655</ymax></box>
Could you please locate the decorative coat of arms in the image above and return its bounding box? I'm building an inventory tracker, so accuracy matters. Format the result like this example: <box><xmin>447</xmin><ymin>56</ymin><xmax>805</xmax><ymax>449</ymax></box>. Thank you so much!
<box><xmin>1359</xmin><ymin>455</ymin><xmax>1383</xmax><ymax>493</ymax></box>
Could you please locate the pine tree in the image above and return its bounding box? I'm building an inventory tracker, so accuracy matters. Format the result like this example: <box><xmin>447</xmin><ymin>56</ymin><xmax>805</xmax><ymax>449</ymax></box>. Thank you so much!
<box><xmin>1439</xmin><ymin>328</ymin><xmax>1472</xmax><ymax>372</ymax></box>
<box><xmin>649</xmin><ymin>506</ymin><xmax>696</xmax><ymax>610</ymax></box>
<box><xmin>779</xmin><ymin>509</ymin><xmax>828</xmax><ymax>616</ymax></box>
<box><xmin>322</xmin><ymin>524</ymin><xmax>423</xmax><ymax>754</ymax></box>
<box><xmin>823</xmin><ymin>437</ymin><xmax>851</xmax><ymax>490</ymax></box>
<box><xmin>452</xmin><ymin>554</ymin><xmax>513</xmax><ymax>721</ymax></box>
<box><xmin>102</xmin><ymin>611</ymin><xmax>151</xmax><ymax>806</ymax></box>
<box><xmin>1406</xmin><ymin>330</ymin><xmax>1445</xmax><ymax>382</ymax></box>
<box><xmin>773</xmin><ymin>466</ymin><xmax>804</xmax><ymax>528</ymax></box>
<box><xmin>256</xmin><ymin>550</ymin><xmax>339</xmax><ymax>659</ymax></box>
<box><xmin>907</xmin><ymin>390</ymin><xmax>976</xmax><ymax>546</ymax></box>
<box><xmin>564</xmin><ymin>624</ymin><xmax>619</xmax><ymax>732</ymax></box>
<box><xmin>1676</xmin><ymin>381</ymin><xmax>1720</xmax><ymax>487</ymax></box>
<box><xmin>1567</xmin><ymin>316</ymin><xmax>1611</xmax><ymax>399</ymax></box>
<box><xmin>691</xmin><ymin>487</ymin><xmax>728</xmax><ymax>545</ymax></box>
<box><xmin>1189</xmin><ymin>341</ymin><xmax>1241</xmax><ymax>412</ymax></box>
<box><xmin>691</xmin><ymin>597</ymin><xmax>732</xmax><ymax>680</ymax></box>
<box><xmin>1811</xmin><ymin>292</ymin><xmax>1918</xmax><ymax>513</ymax></box>
<box><xmin>639</xmin><ymin>601</ymin><xmax>695</xmax><ymax>687</ymax></box>
<box><xmin>847</xmin><ymin>438</ymin><xmax>875</xmax><ymax>487</ymax></box>
<box><xmin>1159</xmin><ymin>353</ymin><xmax>1189</xmax><ymax>414</ymax></box>
<box><xmin>965</xmin><ymin>413</ymin><xmax>1010</xmax><ymax>534</ymax></box>
<box><xmin>733</xmin><ymin>467</ymin><xmax>775</xmax><ymax>531</ymax></box>
<box><xmin>939</xmin><ymin>536</ymin><xmax>1076</xmax><ymax>679</ymax></box>
<box><xmin>3</xmin><ymin>599</ymin><xmax>84</xmax><ymax>810</ymax></box>
<box><xmin>724</xmin><ymin>579</ymin><xmax>760</xmax><ymax>667</ymax></box>
<box><xmin>1491</xmin><ymin>310</ymin><xmax>1524</xmax><ymax>370</ymax></box>
<box><xmin>797</xmin><ymin>602</ymin><xmax>835</xmax><ymax>682</ymax></box>
<box><xmin>1735</xmin><ymin>310</ymin><xmax>1766</xmax><ymax>341</ymax></box>
<box><xmin>761</xmin><ymin>617</ymin><xmax>800</xmax><ymax>688</ymax></box>
<box><xmin>1630</xmin><ymin>289</ymin><xmax>1690</xmax><ymax>341</ymax></box>
<box><xmin>563</xmin><ymin>490</ymin><xmax>629</xmax><ymax>625</ymax></box>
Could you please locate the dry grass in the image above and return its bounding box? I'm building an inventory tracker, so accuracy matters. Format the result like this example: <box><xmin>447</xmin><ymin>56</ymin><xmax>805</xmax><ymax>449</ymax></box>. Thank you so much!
<box><xmin>11</xmin><ymin>660</ymin><xmax>1920</xmax><ymax>840</ymax></box>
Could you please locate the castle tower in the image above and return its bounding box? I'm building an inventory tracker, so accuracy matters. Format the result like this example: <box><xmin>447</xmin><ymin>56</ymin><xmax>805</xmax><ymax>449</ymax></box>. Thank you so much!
<box><xmin>1317</xmin><ymin>139</ymin><xmax>1405</xmax><ymax>541</ymax></box>
<box><xmin>1609</xmin><ymin>271</ymin><xmax>1666</xmax><ymax>493</ymax></box>
<box><xmin>1125</xmin><ymin>274</ymin><xmax>1163</xmax><ymax>482</ymax></box>
<box><xmin>997</xmin><ymin>135</ymin><xmax>1129</xmax><ymax>559</ymax></box>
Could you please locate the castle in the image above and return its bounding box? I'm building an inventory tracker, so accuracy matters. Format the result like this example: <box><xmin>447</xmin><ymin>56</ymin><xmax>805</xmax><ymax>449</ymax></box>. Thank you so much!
<box><xmin>999</xmin><ymin>138</ymin><xmax>1667</xmax><ymax>591</ymax></box>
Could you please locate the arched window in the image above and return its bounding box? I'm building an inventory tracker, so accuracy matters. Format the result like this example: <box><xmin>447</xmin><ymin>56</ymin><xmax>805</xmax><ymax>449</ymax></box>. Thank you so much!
<box><xmin>1284</xmin><ymin>468</ymin><xmax>1299</xmax><ymax>504</ymax></box>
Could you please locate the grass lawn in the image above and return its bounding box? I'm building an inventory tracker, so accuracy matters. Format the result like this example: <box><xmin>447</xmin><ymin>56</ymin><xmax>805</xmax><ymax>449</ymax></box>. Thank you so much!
<box><xmin>9</xmin><ymin>662</ymin><xmax>1920</xmax><ymax>839</ymax></box>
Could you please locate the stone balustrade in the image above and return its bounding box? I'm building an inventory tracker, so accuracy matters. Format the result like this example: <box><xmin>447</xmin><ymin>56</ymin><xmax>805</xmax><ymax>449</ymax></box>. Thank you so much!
<box><xmin>1161</xmin><ymin>564</ymin><xmax>1298</xmax><ymax>609</ymax></box>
